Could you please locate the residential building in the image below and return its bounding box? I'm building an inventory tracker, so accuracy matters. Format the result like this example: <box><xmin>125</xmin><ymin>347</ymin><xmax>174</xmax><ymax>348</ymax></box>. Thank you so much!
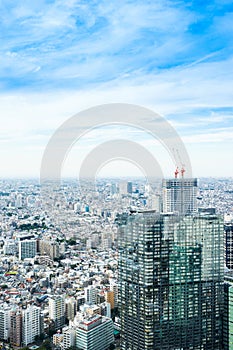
<box><xmin>49</xmin><ymin>295</ymin><xmax>65</xmax><ymax>330</ymax></box>
<box><xmin>22</xmin><ymin>305</ymin><xmax>42</xmax><ymax>346</ymax></box>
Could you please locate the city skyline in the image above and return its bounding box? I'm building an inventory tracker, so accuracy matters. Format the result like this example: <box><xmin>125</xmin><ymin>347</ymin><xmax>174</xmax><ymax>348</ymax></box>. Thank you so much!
<box><xmin>0</xmin><ymin>1</ymin><xmax>233</xmax><ymax>178</ymax></box>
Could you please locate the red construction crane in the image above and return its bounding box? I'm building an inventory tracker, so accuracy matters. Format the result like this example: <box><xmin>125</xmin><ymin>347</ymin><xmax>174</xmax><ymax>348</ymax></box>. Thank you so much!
<box><xmin>174</xmin><ymin>167</ymin><xmax>179</xmax><ymax>178</ymax></box>
<box><xmin>181</xmin><ymin>166</ymin><xmax>185</xmax><ymax>178</ymax></box>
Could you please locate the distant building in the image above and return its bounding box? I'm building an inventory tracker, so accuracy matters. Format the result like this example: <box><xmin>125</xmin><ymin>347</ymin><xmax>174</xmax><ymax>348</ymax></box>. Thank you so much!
<box><xmin>84</xmin><ymin>285</ymin><xmax>97</xmax><ymax>305</ymax></box>
<box><xmin>22</xmin><ymin>305</ymin><xmax>42</xmax><ymax>346</ymax></box>
<box><xmin>39</xmin><ymin>239</ymin><xmax>60</xmax><ymax>260</ymax></box>
<box><xmin>109</xmin><ymin>280</ymin><xmax>118</xmax><ymax>307</ymax></box>
<box><xmin>19</xmin><ymin>239</ymin><xmax>37</xmax><ymax>260</ymax></box>
<box><xmin>105</xmin><ymin>291</ymin><xmax>114</xmax><ymax>309</ymax></box>
<box><xmin>10</xmin><ymin>309</ymin><xmax>22</xmax><ymax>346</ymax></box>
<box><xmin>65</xmin><ymin>297</ymin><xmax>77</xmax><ymax>321</ymax></box>
<box><xmin>63</xmin><ymin>327</ymin><xmax>76</xmax><ymax>349</ymax></box>
<box><xmin>0</xmin><ymin>305</ymin><xmax>10</xmax><ymax>340</ymax></box>
<box><xmin>162</xmin><ymin>178</ymin><xmax>198</xmax><ymax>215</ymax></box>
<box><xmin>127</xmin><ymin>181</ymin><xmax>133</xmax><ymax>194</ymax></box>
<box><xmin>76</xmin><ymin>315</ymin><xmax>114</xmax><ymax>350</ymax></box>
<box><xmin>53</xmin><ymin>332</ymin><xmax>64</xmax><ymax>346</ymax></box>
<box><xmin>49</xmin><ymin>295</ymin><xmax>65</xmax><ymax>330</ymax></box>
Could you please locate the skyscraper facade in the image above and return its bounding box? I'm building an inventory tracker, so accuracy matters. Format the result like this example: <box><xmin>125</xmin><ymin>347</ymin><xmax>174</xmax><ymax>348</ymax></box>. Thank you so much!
<box><xmin>225</xmin><ymin>222</ymin><xmax>233</xmax><ymax>270</ymax></box>
<box><xmin>118</xmin><ymin>210</ymin><xmax>224</xmax><ymax>349</ymax></box>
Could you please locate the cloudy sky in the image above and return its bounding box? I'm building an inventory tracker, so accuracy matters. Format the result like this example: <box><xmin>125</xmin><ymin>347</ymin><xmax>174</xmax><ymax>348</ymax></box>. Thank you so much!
<box><xmin>0</xmin><ymin>0</ymin><xmax>233</xmax><ymax>178</ymax></box>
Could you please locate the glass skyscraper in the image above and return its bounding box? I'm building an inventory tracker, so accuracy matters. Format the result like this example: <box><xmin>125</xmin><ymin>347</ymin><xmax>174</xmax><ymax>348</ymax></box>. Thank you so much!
<box><xmin>118</xmin><ymin>210</ymin><xmax>224</xmax><ymax>349</ymax></box>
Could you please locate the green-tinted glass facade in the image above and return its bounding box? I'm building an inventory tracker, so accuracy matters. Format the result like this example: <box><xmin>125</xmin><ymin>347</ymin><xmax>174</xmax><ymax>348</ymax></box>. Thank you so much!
<box><xmin>118</xmin><ymin>212</ymin><xmax>224</xmax><ymax>350</ymax></box>
<box><xmin>223</xmin><ymin>282</ymin><xmax>233</xmax><ymax>350</ymax></box>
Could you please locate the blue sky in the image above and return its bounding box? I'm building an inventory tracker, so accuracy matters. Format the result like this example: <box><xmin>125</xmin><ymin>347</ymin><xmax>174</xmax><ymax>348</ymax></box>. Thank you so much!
<box><xmin>0</xmin><ymin>0</ymin><xmax>233</xmax><ymax>177</ymax></box>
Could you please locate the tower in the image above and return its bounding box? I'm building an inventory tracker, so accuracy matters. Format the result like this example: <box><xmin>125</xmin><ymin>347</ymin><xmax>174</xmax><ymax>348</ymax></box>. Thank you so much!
<box><xmin>225</xmin><ymin>222</ymin><xmax>233</xmax><ymax>269</ymax></box>
<box><xmin>162</xmin><ymin>177</ymin><xmax>198</xmax><ymax>215</ymax></box>
<box><xmin>118</xmin><ymin>210</ymin><xmax>224</xmax><ymax>349</ymax></box>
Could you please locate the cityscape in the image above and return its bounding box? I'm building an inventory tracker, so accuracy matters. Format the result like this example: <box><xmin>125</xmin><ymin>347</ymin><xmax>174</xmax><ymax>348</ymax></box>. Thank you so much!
<box><xmin>1</xmin><ymin>0</ymin><xmax>233</xmax><ymax>350</ymax></box>
<box><xmin>0</xmin><ymin>175</ymin><xmax>232</xmax><ymax>349</ymax></box>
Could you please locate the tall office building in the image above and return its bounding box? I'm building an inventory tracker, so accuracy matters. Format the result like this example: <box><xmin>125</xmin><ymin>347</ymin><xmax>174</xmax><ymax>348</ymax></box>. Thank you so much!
<box><xmin>49</xmin><ymin>295</ymin><xmax>65</xmax><ymax>330</ymax></box>
<box><xmin>223</xmin><ymin>275</ymin><xmax>233</xmax><ymax>350</ymax></box>
<box><xmin>162</xmin><ymin>178</ymin><xmax>198</xmax><ymax>215</ymax></box>
<box><xmin>118</xmin><ymin>210</ymin><xmax>224</xmax><ymax>349</ymax></box>
<box><xmin>225</xmin><ymin>222</ymin><xmax>233</xmax><ymax>269</ymax></box>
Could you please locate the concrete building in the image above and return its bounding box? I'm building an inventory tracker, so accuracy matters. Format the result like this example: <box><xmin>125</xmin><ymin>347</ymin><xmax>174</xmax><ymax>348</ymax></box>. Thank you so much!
<box><xmin>105</xmin><ymin>291</ymin><xmax>114</xmax><ymax>309</ymax></box>
<box><xmin>49</xmin><ymin>295</ymin><xmax>65</xmax><ymax>330</ymax></box>
<box><xmin>39</xmin><ymin>239</ymin><xmax>60</xmax><ymax>260</ymax></box>
<box><xmin>19</xmin><ymin>239</ymin><xmax>37</xmax><ymax>260</ymax></box>
<box><xmin>0</xmin><ymin>305</ymin><xmax>10</xmax><ymax>341</ymax></box>
<box><xmin>10</xmin><ymin>309</ymin><xmax>22</xmax><ymax>346</ymax></box>
<box><xmin>162</xmin><ymin>178</ymin><xmax>198</xmax><ymax>215</ymax></box>
<box><xmin>76</xmin><ymin>315</ymin><xmax>114</xmax><ymax>350</ymax></box>
<box><xmin>65</xmin><ymin>297</ymin><xmax>77</xmax><ymax>321</ymax></box>
<box><xmin>22</xmin><ymin>305</ymin><xmax>42</xmax><ymax>346</ymax></box>
<box><xmin>63</xmin><ymin>327</ymin><xmax>76</xmax><ymax>349</ymax></box>
<box><xmin>53</xmin><ymin>332</ymin><xmax>64</xmax><ymax>346</ymax></box>
<box><xmin>84</xmin><ymin>285</ymin><xmax>97</xmax><ymax>305</ymax></box>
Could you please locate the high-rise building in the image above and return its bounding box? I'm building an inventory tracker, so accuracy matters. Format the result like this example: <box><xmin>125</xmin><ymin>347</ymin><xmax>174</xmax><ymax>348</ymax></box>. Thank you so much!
<box><xmin>84</xmin><ymin>285</ymin><xmax>97</xmax><ymax>305</ymax></box>
<box><xmin>10</xmin><ymin>309</ymin><xmax>22</xmax><ymax>346</ymax></box>
<box><xmin>0</xmin><ymin>305</ymin><xmax>10</xmax><ymax>341</ymax></box>
<box><xmin>162</xmin><ymin>178</ymin><xmax>198</xmax><ymax>215</ymax></box>
<box><xmin>49</xmin><ymin>295</ymin><xmax>65</xmax><ymax>330</ymax></box>
<box><xmin>223</xmin><ymin>275</ymin><xmax>233</xmax><ymax>350</ymax></box>
<box><xmin>38</xmin><ymin>239</ymin><xmax>60</xmax><ymax>260</ymax></box>
<box><xmin>76</xmin><ymin>314</ymin><xmax>114</xmax><ymax>350</ymax></box>
<box><xmin>109</xmin><ymin>280</ymin><xmax>118</xmax><ymax>308</ymax></box>
<box><xmin>118</xmin><ymin>210</ymin><xmax>224</xmax><ymax>349</ymax></box>
<box><xmin>127</xmin><ymin>181</ymin><xmax>133</xmax><ymax>194</ymax></box>
<box><xmin>22</xmin><ymin>305</ymin><xmax>42</xmax><ymax>346</ymax></box>
<box><xmin>225</xmin><ymin>222</ymin><xmax>233</xmax><ymax>269</ymax></box>
<box><xmin>105</xmin><ymin>291</ymin><xmax>115</xmax><ymax>309</ymax></box>
<box><xmin>65</xmin><ymin>297</ymin><xmax>77</xmax><ymax>321</ymax></box>
<box><xmin>19</xmin><ymin>239</ymin><xmax>37</xmax><ymax>260</ymax></box>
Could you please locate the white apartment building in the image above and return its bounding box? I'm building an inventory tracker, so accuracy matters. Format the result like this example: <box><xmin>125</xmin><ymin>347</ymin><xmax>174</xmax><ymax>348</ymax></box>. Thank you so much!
<box><xmin>22</xmin><ymin>305</ymin><xmax>41</xmax><ymax>345</ymax></box>
<box><xmin>49</xmin><ymin>295</ymin><xmax>65</xmax><ymax>330</ymax></box>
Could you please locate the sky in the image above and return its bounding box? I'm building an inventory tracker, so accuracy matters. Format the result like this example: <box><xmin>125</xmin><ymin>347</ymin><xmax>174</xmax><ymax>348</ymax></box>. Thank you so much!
<box><xmin>0</xmin><ymin>0</ymin><xmax>233</xmax><ymax>178</ymax></box>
